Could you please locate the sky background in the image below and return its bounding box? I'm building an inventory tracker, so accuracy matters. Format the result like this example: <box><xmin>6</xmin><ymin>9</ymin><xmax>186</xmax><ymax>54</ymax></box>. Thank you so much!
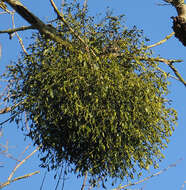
<box><xmin>0</xmin><ymin>0</ymin><xmax>186</xmax><ymax>189</ymax></box>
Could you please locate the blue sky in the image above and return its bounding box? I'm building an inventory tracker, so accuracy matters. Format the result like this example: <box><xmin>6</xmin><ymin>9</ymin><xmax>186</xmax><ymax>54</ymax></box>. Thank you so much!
<box><xmin>0</xmin><ymin>0</ymin><xmax>186</xmax><ymax>189</ymax></box>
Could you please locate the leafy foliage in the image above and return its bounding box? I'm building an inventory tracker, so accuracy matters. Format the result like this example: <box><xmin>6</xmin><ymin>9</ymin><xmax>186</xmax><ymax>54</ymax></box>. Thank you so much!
<box><xmin>5</xmin><ymin>1</ymin><xmax>177</xmax><ymax>186</ymax></box>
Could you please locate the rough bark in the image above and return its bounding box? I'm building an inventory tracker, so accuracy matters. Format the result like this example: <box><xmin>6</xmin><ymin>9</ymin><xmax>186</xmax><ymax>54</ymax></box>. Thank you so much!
<box><xmin>172</xmin><ymin>16</ymin><xmax>186</xmax><ymax>45</ymax></box>
<box><xmin>165</xmin><ymin>0</ymin><xmax>186</xmax><ymax>46</ymax></box>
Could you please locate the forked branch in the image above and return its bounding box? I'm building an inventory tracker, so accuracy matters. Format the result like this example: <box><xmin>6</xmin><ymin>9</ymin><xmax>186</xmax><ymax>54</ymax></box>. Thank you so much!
<box><xmin>0</xmin><ymin>145</ymin><xmax>40</xmax><ymax>189</ymax></box>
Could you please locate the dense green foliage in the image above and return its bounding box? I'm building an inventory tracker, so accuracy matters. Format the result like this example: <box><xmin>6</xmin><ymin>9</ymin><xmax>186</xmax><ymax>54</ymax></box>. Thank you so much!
<box><xmin>6</xmin><ymin>2</ymin><xmax>177</xmax><ymax>186</ymax></box>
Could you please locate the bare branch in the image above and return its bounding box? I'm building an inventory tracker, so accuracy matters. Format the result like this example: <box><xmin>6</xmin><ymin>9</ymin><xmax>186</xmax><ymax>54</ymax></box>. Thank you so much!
<box><xmin>54</xmin><ymin>166</ymin><xmax>63</xmax><ymax>190</ymax></box>
<box><xmin>112</xmin><ymin>159</ymin><xmax>182</xmax><ymax>190</ymax></box>
<box><xmin>40</xmin><ymin>171</ymin><xmax>47</xmax><ymax>190</ymax></box>
<box><xmin>0</xmin><ymin>102</ymin><xmax>21</xmax><ymax>114</ymax></box>
<box><xmin>3</xmin><ymin>0</ymin><xmax>72</xmax><ymax>46</ymax></box>
<box><xmin>167</xmin><ymin>63</ymin><xmax>186</xmax><ymax>86</ymax></box>
<box><xmin>0</xmin><ymin>141</ymin><xmax>21</xmax><ymax>162</ymax></box>
<box><xmin>8</xmin><ymin>146</ymin><xmax>39</xmax><ymax>181</ymax></box>
<box><xmin>0</xmin><ymin>0</ymin><xmax>12</xmax><ymax>14</ymax></box>
<box><xmin>10</xmin><ymin>12</ymin><xmax>28</xmax><ymax>54</ymax></box>
<box><xmin>139</xmin><ymin>56</ymin><xmax>183</xmax><ymax>63</ymax></box>
<box><xmin>147</xmin><ymin>32</ymin><xmax>175</xmax><ymax>49</ymax></box>
<box><xmin>0</xmin><ymin>141</ymin><xmax>40</xmax><ymax>189</ymax></box>
<box><xmin>17</xmin><ymin>144</ymin><xmax>31</xmax><ymax>162</ymax></box>
<box><xmin>157</xmin><ymin>66</ymin><xmax>180</xmax><ymax>81</ymax></box>
<box><xmin>0</xmin><ymin>106</ymin><xmax>11</xmax><ymax>114</ymax></box>
<box><xmin>0</xmin><ymin>114</ymin><xmax>17</xmax><ymax>126</ymax></box>
<box><xmin>0</xmin><ymin>171</ymin><xmax>40</xmax><ymax>189</ymax></box>
<box><xmin>0</xmin><ymin>25</ymin><xmax>34</xmax><ymax>35</ymax></box>
<box><xmin>81</xmin><ymin>171</ymin><xmax>88</xmax><ymax>190</ymax></box>
<box><xmin>138</xmin><ymin>56</ymin><xmax>186</xmax><ymax>86</ymax></box>
<box><xmin>0</xmin><ymin>24</ymin><xmax>34</xmax><ymax>40</ymax></box>
<box><xmin>158</xmin><ymin>58</ymin><xmax>186</xmax><ymax>86</ymax></box>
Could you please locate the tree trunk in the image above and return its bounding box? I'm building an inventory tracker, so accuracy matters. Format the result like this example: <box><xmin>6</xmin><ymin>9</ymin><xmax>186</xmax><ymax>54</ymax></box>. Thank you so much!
<box><xmin>165</xmin><ymin>0</ymin><xmax>186</xmax><ymax>46</ymax></box>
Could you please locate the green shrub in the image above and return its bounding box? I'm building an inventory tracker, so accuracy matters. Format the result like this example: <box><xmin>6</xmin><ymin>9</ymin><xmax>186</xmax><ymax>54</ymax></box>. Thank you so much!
<box><xmin>6</xmin><ymin>2</ymin><xmax>177</xmax><ymax>186</ymax></box>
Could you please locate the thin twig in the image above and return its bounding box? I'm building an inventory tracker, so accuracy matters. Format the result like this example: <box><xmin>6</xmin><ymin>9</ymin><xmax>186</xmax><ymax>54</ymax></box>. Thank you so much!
<box><xmin>0</xmin><ymin>114</ymin><xmax>17</xmax><ymax>126</ymax></box>
<box><xmin>157</xmin><ymin>66</ymin><xmax>180</xmax><ymax>81</ymax></box>
<box><xmin>168</xmin><ymin>64</ymin><xmax>186</xmax><ymax>86</ymax></box>
<box><xmin>0</xmin><ymin>1</ymin><xmax>12</xmax><ymax>14</ymax></box>
<box><xmin>112</xmin><ymin>159</ymin><xmax>182</xmax><ymax>190</ymax></box>
<box><xmin>146</xmin><ymin>32</ymin><xmax>175</xmax><ymax>49</ymax></box>
<box><xmin>11</xmin><ymin>13</ymin><xmax>28</xmax><ymax>54</ymax></box>
<box><xmin>0</xmin><ymin>106</ymin><xmax>11</xmax><ymax>114</ymax></box>
<box><xmin>40</xmin><ymin>171</ymin><xmax>47</xmax><ymax>190</ymax></box>
<box><xmin>0</xmin><ymin>102</ymin><xmax>22</xmax><ymax>114</ymax></box>
<box><xmin>3</xmin><ymin>0</ymin><xmax>71</xmax><ymax>46</ymax></box>
<box><xmin>55</xmin><ymin>166</ymin><xmax>63</xmax><ymax>190</ymax></box>
<box><xmin>139</xmin><ymin>56</ymin><xmax>183</xmax><ymax>64</ymax></box>
<box><xmin>159</xmin><ymin>58</ymin><xmax>186</xmax><ymax>87</ymax></box>
<box><xmin>0</xmin><ymin>171</ymin><xmax>40</xmax><ymax>189</ymax></box>
<box><xmin>0</xmin><ymin>141</ymin><xmax>20</xmax><ymax>162</ymax></box>
<box><xmin>61</xmin><ymin>164</ymin><xmax>68</xmax><ymax>190</ymax></box>
<box><xmin>139</xmin><ymin>56</ymin><xmax>186</xmax><ymax>86</ymax></box>
<box><xmin>8</xmin><ymin>146</ymin><xmax>39</xmax><ymax>181</ymax></box>
<box><xmin>17</xmin><ymin>144</ymin><xmax>31</xmax><ymax>164</ymax></box>
<box><xmin>0</xmin><ymin>26</ymin><xmax>34</xmax><ymax>34</ymax></box>
<box><xmin>81</xmin><ymin>171</ymin><xmax>88</xmax><ymax>190</ymax></box>
<box><xmin>49</xmin><ymin>0</ymin><xmax>96</xmax><ymax>57</ymax></box>
<box><xmin>0</xmin><ymin>11</ymin><xmax>11</xmax><ymax>14</ymax></box>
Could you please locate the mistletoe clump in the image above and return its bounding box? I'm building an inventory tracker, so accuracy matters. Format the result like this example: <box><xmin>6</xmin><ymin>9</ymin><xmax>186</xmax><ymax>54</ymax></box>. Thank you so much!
<box><xmin>6</xmin><ymin>3</ymin><xmax>177</xmax><ymax>186</ymax></box>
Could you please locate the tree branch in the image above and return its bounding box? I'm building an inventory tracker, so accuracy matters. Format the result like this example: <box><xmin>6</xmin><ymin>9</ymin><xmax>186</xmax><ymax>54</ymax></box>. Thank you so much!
<box><xmin>0</xmin><ymin>0</ymin><xmax>11</xmax><ymax>14</ymax></box>
<box><xmin>112</xmin><ymin>159</ymin><xmax>182</xmax><ymax>190</ymax></box>
<box><xmin>81</xmin><ymin>171</ymin><xmax>88</xmax><ymax>190</ymax></box>
<box><xmin>3</xmin><ymin>0</ymin><xmax>72</xmax><ymax>47</ymax></box>
<box><xmin>7</xmin><ymin>147</ymin><xmax>39</xmax><ymax>181</ymax></box>
<box><xmin>0</xmin><ymin>106</ymin><xmax>11</xmax><ymax>114</ymax></box>
<box><xmin>162</xmin><ymin>59</ymin><xmax>186</xmax><ymax>86</ymax></box>
<box><xmin>140</xmin><ymin>56</ymin><xmax>186</xmax><ymax>86</ymax></box>
<box><xmin>10</xmin><ymin>12</ymin><xmax>28</xmax><ymax>54</ymax></box>
<box><xmin>0</xmin><ymin>26</ymin><xmax>34</xmax><ymax>36</ymax></box>
<box><xmin>147</xmin><ymin>32</ymin><xmax>175</xmax><ymax>49</ymax></box>
<box><xmin>164</xmin><ymin>0</ymin><xmax>186</xmax><ymax>20</ymax></box>
<box><xmin>0</xmin><ymin>171</ymin><xmax>40</xmax><ymax>189</ymax></box>
<box><xmin>0</xmin><ymin>141</ymin><xmax>21</xmax><ymax>162</ymax></box>
<box><xmin>0</xmin><ymin>102</ymin><xmax>21</xmax><ymax>114</ymax></box>
<box><xmin>49</xmin><ymin>0</ymin><xmax>96</xmax><ymax>56</ymax></box>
